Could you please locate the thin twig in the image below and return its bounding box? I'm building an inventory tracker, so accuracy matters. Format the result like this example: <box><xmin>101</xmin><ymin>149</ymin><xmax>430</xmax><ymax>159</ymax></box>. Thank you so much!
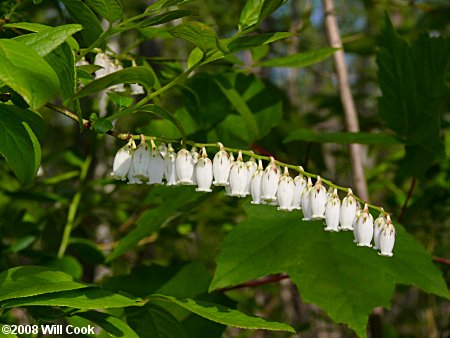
<box><xmin>433</xmin><ymin>256</ymin><xmax>450</xmax><ymax>265</ymax></box>
<box><xmin>323</xmin><ymin>0</ymin><xmax>369</xmax><ymax>201</ymax></box>
<box><xmin>219</xmin><ymin>274</ymin><xmax>289</xmax><ymax>292</ymax></box>
<box><xmin>398</xmin><ymin>176</ymin><xmax>416</xmax><ymax>223</ymax></box>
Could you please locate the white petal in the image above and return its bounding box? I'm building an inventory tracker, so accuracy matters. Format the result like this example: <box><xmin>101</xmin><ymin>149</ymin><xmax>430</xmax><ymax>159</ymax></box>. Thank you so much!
<box><xmin>132</xmin><ymin>143</ymin><xmax>151</xmax><ymax>182</ymax></box>
<box><xmin>311</xmin><ymin>177</ymin><xmax>327</xmax><ymax>219</ymax></box>
<box><xmin>229</xmin><ymin>152</ymin><xmax>248</xmax><ymax>197</ymax></box>
<box><xmin>339</xmin><ymin>189</ymin><xmax>357</xmax><ymax>230</ymax></box>
<box><xmin>356</xmin><ymin>205</ymin><xmax>374</xmax><ymax>247</ymax></box>
<box><xmin>111</xmin><ymin>143</ymin><xmax>132</xmax><ymax>180</ymax></box>
<box><xmin>195</xmin><ymin>157</ymin><xmax>213</xmax><ymax>192</ymax></box>
<box><xmin>373</xmin><ymin>212</ymin><xmax>386</xmax><ymax>250</ymax></box>
<box><xmin>261</xmin><ymin>157</ymin><xmax>280</xmax><ymax>202</ymax></box>
<box><xmin>292</xmin><ymin>174</ymin><xmax>306</xmax><ymax>210</ymax></box>
<box><xmin>301</xmin><ymin>178</ymin><xmax>313</xmax><ymax>220</ymax></box>
<box><xmin>212</xmin><ymin>145</ymin><xmax>231</xmax><ymax>186</ymax></box>
<box><xmin>324</xmin><ymin>190</ymin><xmax>340</xmax><ymax>231</ymax></box>
<box><xmin>277</xmin><ymin>167</ymin><xmax>294</xmax><ymax>211</ymax></box>
<box><xmin>245</xmin><ymin>159</ymin><xmax>258</xmax><ymax>195</ymax></box>
<box><xmin>147</xmin><ymin>146</ymin><xmax>165</xmax><ymax>185</ymax></box>
<box><xmin>130</xmin><ymin>83</ymin><xmax>145</xmax><ymax>95</ymax></box>
<box><xmin>176</xmin><ymin>148</ymin><xmax>194</xmax><ymax>185</ymax></box>
<box><xmin>379</xmin><ymin>216</ymin><xmax>395</xmax><ymax>257</ymax></box>
<box><xmin>164</xmin><ymin>145</ymin><xmax>178</xmax><ymax>186</ymax></box>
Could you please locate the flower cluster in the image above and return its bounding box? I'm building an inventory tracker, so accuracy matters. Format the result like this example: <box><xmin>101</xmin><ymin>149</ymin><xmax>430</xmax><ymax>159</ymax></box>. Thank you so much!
<box><xmin>111</xmin><ymin>139</ymin><xmax>396</xmax><ymax>257</ymax></box>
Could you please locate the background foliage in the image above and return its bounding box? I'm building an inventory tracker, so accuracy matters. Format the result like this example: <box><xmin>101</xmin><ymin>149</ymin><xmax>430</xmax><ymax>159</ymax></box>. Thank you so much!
<box><xmin>0</xmin><ymin>0</ymin><xmax>449</xmax><ymax>337</ymax></box>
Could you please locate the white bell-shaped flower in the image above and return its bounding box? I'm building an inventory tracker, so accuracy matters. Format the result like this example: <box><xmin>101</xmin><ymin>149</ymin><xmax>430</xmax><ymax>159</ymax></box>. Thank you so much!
<box><xmin>261</xmin><ymin>157</ymin><xmax>280</xmax><ymax>202</ymax></box>
<box><xmin>190</xmin><ymin>147</ymin><xmax>199</xmax><ymax>185</ymax></box>
<box><xmin>353</xmin><ymin>208</ymin><xmax>361</xmax><ymax>243</ymax></box>
<box><xmin>250</xmin><ymin>160</ymin><xmax>264</xmax><ymax>204</ymax></box>
<box><xmin>130</xmin><ymin>60</ymin><xmax>145</xmax><ymax>95</ymax></box>
<box><xmin>379</xmin><ymin>215</ymin><xmax>395</xmax><ymax>257</ymax></box>
<box><xmin>291</xmin><ymin>168</ymin><xmax>306</xmax><ymax>210</ymax></box>
<box><xmin>127</xmin><ymin>159</ymin><xmax>142</xmax><ymax>184</ymax></box>
<box><xmin>326</xmin><ymin>187</ymin><xmax>333</xmax><ymax>201</ymax></box>
<box><xmin>311</xmin><ymin>176</ymin><xmax>327</xmax><ymax>219</ymax></box>
<box><xmin>94</xmin><ymin>52</ymin><xmax>112</xmax><ymax>78</ymax></box>
<box><xmin>212</xmin><ymin>143</ymin><xmax>231</xmax><ymax>186</ymax></box>
<box><xmin>132</xmin><ymin>137</ymin><xmax>151</xmax><ymax>182</ymax></box>
<box><xmin>195</xmin><ymin>148</ymin><xmax>213</xmax><ymax>193</ymax></box>
<box><xmin>277</xmin><ymin>167</ymin><xmax>295</xmax><ymax>211</ymax></box>
<box><xmin>339</xmin><ymin>189</ymin><xmax>357</xmax><ymax>230</ymax></box>
<box><xmin>76</xmin><ymin>57</ymin><xmax>89</xmax><ymax>67</ymax></box>
<box><xmin>111</xmin><ymin>139</ymin><xmax>133</xmax><ymax>180</ymax></box>
<box><xmin>324</xmin><ymin>189</ymin><xmax>340</xmax><ymax>231</ymax></box>
<box><xmin>224</xmin><ymin>152</ymin><xmax>234</xmax><ymax>196</ymax></box>
<box><xmin>229</xmin><ymin>151</ymin><xmax>249</xmax><ymax>198</ymax></box>
<box><xmin>245</xmin><ymin>158</ymin><xmax>258</xmax><ymax>195</ymax></box>
<box><xmin>147</xmin><ymin>140</ymin><xmax>164</xmax><ymax>185</ymax></box>
<box><xmin>356</xmin><ymin>204</ymin><xmax>374</xmax><ymax>247</ymax></box>
<box><xmin>373</xmin><ymin>209</ymin><xmax>387</xmax><ymax>250</ymax></box>
<box><xmin>158</xmin><ymin>143</ymin><xmax>168</xmax><ymax>158</ymax></box>
<box><xmin>176</xmin><ymin>148</ymin><xmax>194</xmax><ymax>185</ymax></box>
<box><xmin>111</xmin><ymin>61</ymin><xmax>126</xmax><ymax>92</ymax></box>
<box><xmin>301</xmin><ymin>177</ymin><xmax>313</xmax><ymax>220</ymax></box>
<box><xmin>164</xmin><ymin>144</ymin><xmax>178</xmax><ymax>186</ymax></box>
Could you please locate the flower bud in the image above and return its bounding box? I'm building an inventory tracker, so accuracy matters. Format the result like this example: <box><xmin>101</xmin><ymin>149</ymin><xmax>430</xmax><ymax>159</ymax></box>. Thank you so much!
<box><xmin>164</xmin><ymin>144</ymin><xmax>178</xmax><ymax>186</ymax></box>
<box><xmin>132</xmin><ymin>138</ymin><xmax>151</xmax><ymax>182</ymax></box>
<box><xmin>277</xmin><ymin>167</ymin><xmax>294</xmax><ymax>211</ymax></box>
<box><xmin>229</xmin><ymin>151</ymin><xmax>249</xmax><ymax>197</ymax></box>
<box><xmin>176</xmin><ymin>148</ymin><xmax>194</xmax><ymax>185</ymax></box>
<box><xmin>147</xmin><ymin>140</ymin><xmax>164</xmax><ymax>185</ymax></box>
<box><xmin>373</xmin><ymin>209</ymin><xmax>386</xmax><ymax>250</ymax></box>
<box><xmin>212</xmin><ymin>143</ymin><xmax>231</xmax><ymax>186</ymax></box>
<box><xmin>195</xmin><ymin>148</ymin><xmax>213</xmax><ymax>192</ymax></box>
<box><xmin>301</xmin><ymin>178</ymin><xmax>313</xmax><ymax>220</ymax></box>
<box><xmin>261</xmin><ymin>157</ymin><xmax>280</xmax><ymax>202</ymax></box>
<box><xmin>356</xmin><ymin>204</ymin><xmax>374</xmax><ymax>247</ymax></box>
<box><xmin>250</xmin><ymin>160</ymin><xmax>264</xmax><ymax>204</ymax></box>
<box><xmin>324</xmin><ymin>189</ymin><xmax>340</xmax><ymax>231</ymax></box>
<box><xmin>379</xmin><ymin>215</ymin><xmax>395</xmax><ymax>257</ymax></box>
<box><xmin>292</xmin><ymin>168</ymin><xmax>306</xmax><ymax>210</ymax></box>
<box><xmin>245</xmin><ymin>158</ymin><xmax>258</xmax><ymax>196</ymax></box>
<box><xmin>339</xmin><ymin>189</ymin><xmax>357</xmax><ymax>230</ymax></box>
<box><xmin>111</xmin><ymin>140</ymin><xmax>133</xmax><ymax>180</ymax></box>
<box><xmin>311</xmin><ymin>176</ymin><xmax>327</xmax><ymax>219</ymax></box>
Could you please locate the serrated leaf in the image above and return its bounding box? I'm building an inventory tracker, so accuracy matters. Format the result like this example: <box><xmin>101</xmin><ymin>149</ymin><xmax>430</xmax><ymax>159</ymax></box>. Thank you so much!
<box><xmin>228</xmin><ymin>32</ymin><xmax>293</xmax><ymax>51</ymax></box>
<box><xmin>0</xmin><ymin>266</ymin><xmax>89</xmax><ymax>302</ymax></box>
<box><xmin>76</xmin><ymin>311</ymin><xmax>139</xmax><ymax>338</ymax></box>
<box><xmin>59</xmin><ymin>0</ymin><xmax>104</xmax><ymax>47</ymax></box>
<box><xmin>137</xmin><ymin>104</ymin><xmax>186</xmax><ymax>140</ymax></box>
<box><xmin>0</xmin><ymin>39</ymin><xmax>59</xmax><ymax>109</ymax></box>
<box><xmin>127</xmin><ymin>304</ymin><xmax>186</xmax><ymax>338</ymax></box>
<box><xmin>0</xmin><ymin>104</ymin><xmax>43</xmax><ymax>185</ymax></box>
<box><xmin>257</xmin><ymin>47</ymin><xmax>337</xmax><ymax>67</ymax></box>
<box><xmin>13</xmin><ymin>24</ymin><xmax>82</xmax><ymax>56</ymax></box>
<box><xmin>0</xmin><ymin>288</ymin><xmax>141</xmax><ymax>309</ymax></box>
<box><xmin>85</xmin><ymin>0</ymin><xmax>124</xmax><ymax>23</ymax></box>
<box><xmin>150</xmin><ymin>294</ymin><xmax>295</xmax><ymax>332</ymax></box>
<box><xmin>73</xmin><ymin>67</ymin><xmax>154</xmax><ymax>99</ymax></box>
<box><xmin>284</xmin><ymin>129</ymin><xmax>402</xmax><ymax>145</ymax></box>
<box><xmin>170</xmin><ymin>22</ymin><xmax>218</xmax><ymax>52</ymax></box>
<box><xmin>210</xmin><ymin>204</ymin><xmax>450</xmax><ymax>338</ymax></box>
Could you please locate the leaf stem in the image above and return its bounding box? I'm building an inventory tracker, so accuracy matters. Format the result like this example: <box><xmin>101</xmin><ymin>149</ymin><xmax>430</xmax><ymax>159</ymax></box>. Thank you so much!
<box><xmin>57</xmin><ymin>156</ymin><xmax>91</xmax><ymax>258</ymax></box>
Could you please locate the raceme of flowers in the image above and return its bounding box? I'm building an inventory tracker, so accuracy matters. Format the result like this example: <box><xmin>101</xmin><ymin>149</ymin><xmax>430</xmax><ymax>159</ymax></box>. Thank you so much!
<box><xmin>111</xmin><ymin>138</ymin><xmax>396</xmax><ymax>257</ymax></box>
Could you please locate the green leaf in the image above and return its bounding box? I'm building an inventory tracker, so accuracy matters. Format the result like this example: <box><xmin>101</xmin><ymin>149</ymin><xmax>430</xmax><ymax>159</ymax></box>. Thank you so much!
<box><xmin>376</xmin><ymin>14</ymin><xmax>448</xmax><ymax>177</ymax></box>
<box><xmin>257</xmin><ymin>47</ymin><xmax>337</xmax><ymax>67</ymax></box>
<box><xmin>169</xmin><ymin>22</ymin><xmax>218</xmax><ymax>52</ymax></box>
<box><xmin>73</xmin><ymin>67</ymin><xmax>154</xmax><ymax>99</ymax></box>
<box><xmin>45</xmin><ymin>43</ymin><xmax>76</xmax><ymax>102</ymax></box>
<box><xmin>13</xmin><ymin>24</ymin><xmax>82</xmax><ymax>56</ymax></box>
<box><xmin>127</xmin><ymin>304</ymin><xmax>187</xmax><ymax>338</ymax></box>
<box><xmin>187</xmin><ymin>47</ymin><xmax>204</xmax><ymax>70</ymax></box>
<box><xmin>107</xmin><ymin>92</ymin><xmax>134</xmax><ymax>107</ymax></box>
<box><xmin>137</xmin><ymin>104</ymin><xmax>186</xmax><ymax>140</ymax></box>
<box><xmin>107</xmin><ymin>186</ymin><xmax>202</xmax><ymax>261</ymax></box>
<box><xmin>94</xmin><ymin>117</ymin><xmax>113</xmax><ymax>134</ymax></box>
<box><xmin>238</xmin><ymin>0</ymin><xmax>288</xmax><ymax>31</ymax></box>
<box><xmin>228</xmin><ymin>32</ymin><xmax>294</xmax><ymax>51</ymax></box>
<box><xmin>0</xmin><ymin>266</ymin><xmax>89</xmax><ymax>302</ymax></box>
<box><xmin>0</xmin><ymin>288</ymin><xmax>141</xmax><ymax>309</ymax></box>
<box><xmin>145</xmin><ymin>0</ymin><xmax>193</xmax><ymax>13</ymax></box>
<box><xmin>76</xmin><ymin>311</ymin><xmax>139</xmax><ymax>338</ymax></box>
<box><xmin>284</xmin><ymin>129</ymin><xmax>402</xmax><ymax>145</ymax></box>
<box><xmin>136</xmin><ymin>10</ymin><xmax>196</xmax><ymax>28</ymax></box>
<box><xmin>0</xmin><ymin>39</ymin><xmax>59</xmax><ymax>109</ymax></box>
<box><xmin>0</xmin><ymin>104</ymin><xmax>43</xmax><ymax>185</ymax></box>
<box><xmin>149</xmin><ymin>294</ymin><xmax>295</xmax><ymax>332</ymax></box>
<box><xmin>210</xmin><ymin>204</ymin><xmax>450</xmax><ymax>338</ymax></box>
<box><xmin>59</xmin><ymin>0</ymin><xmax>104</xmax><ymax>47</ymax></box>
<box><xmin>214</xmin><ymin>76</ymin><xmax>259</xmax><ymax>141</ymax></box>
<box><xmin>85</xmin><ymin>0</ymin><xmax>124</xmax><ymax>23</ymax></box>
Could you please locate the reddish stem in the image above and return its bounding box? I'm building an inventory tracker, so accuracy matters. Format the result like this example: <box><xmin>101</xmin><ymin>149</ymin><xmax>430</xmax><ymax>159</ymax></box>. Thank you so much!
<box><xmin>219</xmin><ymin>274</ymin><xmax>289</xmax><ymax>292</ymax></box>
